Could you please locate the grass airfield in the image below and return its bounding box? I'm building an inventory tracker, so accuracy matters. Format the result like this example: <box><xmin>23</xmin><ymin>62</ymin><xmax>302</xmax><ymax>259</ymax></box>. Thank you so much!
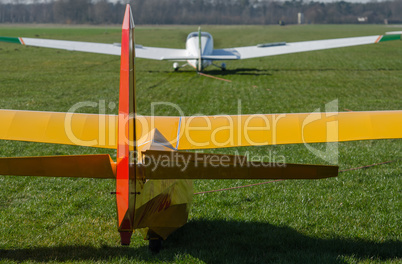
<box><xmin>0</xmin><ymin>24</ymin><xmax>401</xmax><ymax>263</ymax></box>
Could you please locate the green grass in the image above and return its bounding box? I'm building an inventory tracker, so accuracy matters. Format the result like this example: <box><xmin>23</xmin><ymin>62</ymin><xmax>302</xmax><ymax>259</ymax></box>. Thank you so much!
<box><xmin>0</xmin><ymin>24</ymin><xmax>401</xmax><ymax>263</ymax></box>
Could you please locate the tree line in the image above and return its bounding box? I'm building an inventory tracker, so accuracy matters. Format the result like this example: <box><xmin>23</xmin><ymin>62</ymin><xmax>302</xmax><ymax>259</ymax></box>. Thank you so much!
<box><xmin>0</xmin><ymin>0</ymin><xmax>401</xmax><ymax>25</ymax></box>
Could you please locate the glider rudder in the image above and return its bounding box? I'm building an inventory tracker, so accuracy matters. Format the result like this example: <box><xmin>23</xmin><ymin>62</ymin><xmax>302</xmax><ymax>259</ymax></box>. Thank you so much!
<box><xmin>115</xmin><ymin>4</ymin><xmax>137</xmax><ymax>246</ymax></box>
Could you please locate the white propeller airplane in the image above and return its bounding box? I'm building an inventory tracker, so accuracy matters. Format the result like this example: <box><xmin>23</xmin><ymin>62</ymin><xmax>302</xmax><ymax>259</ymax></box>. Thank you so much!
<box><xmin>0</xmin><ymin>26</ymin><xmax>400</xmax><ymax>72</ymax></box>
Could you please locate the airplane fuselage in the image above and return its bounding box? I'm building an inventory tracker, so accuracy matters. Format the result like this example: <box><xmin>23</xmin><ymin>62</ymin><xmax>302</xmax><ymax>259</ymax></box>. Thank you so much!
<box><xmin>185</xmin><ymin>31</ymin><xmax>214</xmax><ymax>71</ymax></box>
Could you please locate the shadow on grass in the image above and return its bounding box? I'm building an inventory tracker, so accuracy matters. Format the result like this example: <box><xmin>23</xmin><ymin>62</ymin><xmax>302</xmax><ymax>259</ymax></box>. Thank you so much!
<box><xmin>203</xmin><ymin>67</ymin><xmax>400</xmax><ymax>75</ymax></box>
<box><xmin>146</xmin><ymin>68</ymin><xmax>272</xmax><ymax>76</ymax></box>
<box><xmin>143</xmin><ymin>67</ymin><xmax>398</xmax><ymax>78</ymax></box>
<box><xmin>206</xmin><ymin>68</ymin><xmax>272</xmax><ymax>76</ymax></box>
<box><xmin>1</xmin><ymin>219</ymin><xmax>400</xmax><ymax>263</ymax></box>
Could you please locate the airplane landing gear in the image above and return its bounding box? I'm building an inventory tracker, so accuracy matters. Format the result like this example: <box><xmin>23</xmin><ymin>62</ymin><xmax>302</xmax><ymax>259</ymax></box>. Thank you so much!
<box><xmin>149</xmin><ymin>238</ymin><xmax>162</xmax><ymax>253</ymax></box>
<box><xmin>147</xmin><ymin>231</ymin><xmax>163</xmax><ymax>253</ymax></box>
<box><xmin>173</xmin><ymin>62</ymin><xmax>188</xmax><ymax>71</ymax></box>
<box><xmin>212</xmin><ymin>62</ymin><xmax>226</xmax><ymax>71</ymax></box>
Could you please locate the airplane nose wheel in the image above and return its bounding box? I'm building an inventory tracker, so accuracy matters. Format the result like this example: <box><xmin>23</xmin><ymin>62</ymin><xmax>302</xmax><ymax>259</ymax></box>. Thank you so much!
<box><xmin>149</xmin><ymin>238</ymin><xmax>162</xmax><ymax>253</ymax></box>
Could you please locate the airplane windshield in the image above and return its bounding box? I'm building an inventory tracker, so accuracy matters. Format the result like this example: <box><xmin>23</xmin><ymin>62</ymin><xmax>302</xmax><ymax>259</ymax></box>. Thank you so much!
<box><xmin>187</xmin><ymin>32</ymin><xmax>212</xmax><ymax>40</ymax></box>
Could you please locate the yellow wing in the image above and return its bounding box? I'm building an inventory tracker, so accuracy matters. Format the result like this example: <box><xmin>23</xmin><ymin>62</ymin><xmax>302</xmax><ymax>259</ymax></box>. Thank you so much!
<box><xmin>176</xmin><ymin>110</ymin><xmax>402</xmax><ymax>150</ymax></box>
<box><xmin>0</xmin><ymin>110</ymin><xmax>180</xmax><ymax>149</ymax></box>
<box><xmin>0</xmin><ymin>110</ymin><xmax>116</xmax><ymax>148</ymax></box>
<box><xmin>0</xmin><ymin>109</ymin><xmax>400</xmax><ymax>150</ymax></box>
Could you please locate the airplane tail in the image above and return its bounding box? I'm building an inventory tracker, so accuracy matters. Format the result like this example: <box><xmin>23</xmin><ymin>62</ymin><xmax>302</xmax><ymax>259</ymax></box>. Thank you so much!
<box><xmin>115</xmin><ymin>4</ymin><xmax>138</xmax><ymax>245</ymax></box>
<box><xmin>0</xmin><ymin>5</ymin><xmax>140</xmax><ymax>246</ymax></box>
<box><xmin>0</xmin><ymin>155</ymin><xmax>115</xmax><ymax>178</ymax></box>
<box><xmin>140</xmin><ymin>150</ymin><xmax>338</xmax><ymax>180</ymax></box>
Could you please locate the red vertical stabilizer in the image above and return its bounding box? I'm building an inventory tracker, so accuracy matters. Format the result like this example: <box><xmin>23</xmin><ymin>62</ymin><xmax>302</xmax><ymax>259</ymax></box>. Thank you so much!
<box><xmin>116</xmin><ymin>4</ymin><xmax>137</xmax><ymax>246</ymax></box>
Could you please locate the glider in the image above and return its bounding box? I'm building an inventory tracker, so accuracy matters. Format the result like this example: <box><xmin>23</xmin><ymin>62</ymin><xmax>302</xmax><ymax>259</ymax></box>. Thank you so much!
<box><xmin>0</xmin><ymin>5</ymin><xmax>401</xmax><ymax>252</ymax></box>
<box><xmin>0</xmin><ymin>23</ymin><xmax>400</xmax><ymax>72</ymax></box>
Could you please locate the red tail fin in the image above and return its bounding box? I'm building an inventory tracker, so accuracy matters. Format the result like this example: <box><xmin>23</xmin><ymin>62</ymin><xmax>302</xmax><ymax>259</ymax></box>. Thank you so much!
<box><xmin>115</xmin><ymin>4</ymin><xmax>137</xmax><ymax>245</ymax></box>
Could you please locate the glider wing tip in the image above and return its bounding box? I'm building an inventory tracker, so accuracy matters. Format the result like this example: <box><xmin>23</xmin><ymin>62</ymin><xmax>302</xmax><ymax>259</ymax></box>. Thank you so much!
<box><xmin>0</xmin><ymin>36</ymin><xmax>23</xmax><ymax>45</ymax></box>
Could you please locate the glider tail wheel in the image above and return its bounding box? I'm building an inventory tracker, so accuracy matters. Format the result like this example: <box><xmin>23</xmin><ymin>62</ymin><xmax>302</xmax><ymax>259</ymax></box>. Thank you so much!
<box><xmin>149</xmin><ymin>238</ymin><xmax>163</xmax><ymax>253</ymax></box>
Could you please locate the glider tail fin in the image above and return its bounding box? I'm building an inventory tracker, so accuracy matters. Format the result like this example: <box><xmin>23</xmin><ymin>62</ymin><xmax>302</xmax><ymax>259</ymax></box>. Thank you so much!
<box><xmin>115</xmin><ymin>4</ymin><xmax>138</xmax><ymax>245</ymax></box>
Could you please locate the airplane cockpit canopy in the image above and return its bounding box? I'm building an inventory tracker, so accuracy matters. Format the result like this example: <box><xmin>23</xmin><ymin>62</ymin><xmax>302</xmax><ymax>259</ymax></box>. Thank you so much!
<box><xmin>187</xmin><ymin>32</ymin><xmax>213</xmax><ymax>40</ymax></box>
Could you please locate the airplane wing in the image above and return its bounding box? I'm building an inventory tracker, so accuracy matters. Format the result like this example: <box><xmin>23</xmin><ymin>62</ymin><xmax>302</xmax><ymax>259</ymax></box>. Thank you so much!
<box><xmin>212</xmin><ymin>34</ymin><xmax>401</xmax><ymax>60</ymax></box>
<box><xmin>0</xmin><ymin>36</ymin><xmax>121</xmax><ymax>55</ymax></box>
<box><xmin>2</xmin><ymin>34</ymin><xmax>399</xmax><ymax>61</ymax></box>
<box><xmin>137</xmin><ymin>46</ymin><xmax>187</xmax><ymax>60</ymax></box>
<box><xmin>175</xmin><ymin>110</ymin><xmax>402</xmax><ymax>150</ymax></box>
<box><xmin>0</xmin><ymin>109</ymin><xmax>180</xmax><ymax>149</ymax></box>
<box><xmin>0</xmin><ymin>36</ymin><xmax>187</xmax><ymax>60</ymax></box>
<box><xmin>1</xmin><ymin>109</ymin><xmax>401</xmax><ymax>150</ymax></box>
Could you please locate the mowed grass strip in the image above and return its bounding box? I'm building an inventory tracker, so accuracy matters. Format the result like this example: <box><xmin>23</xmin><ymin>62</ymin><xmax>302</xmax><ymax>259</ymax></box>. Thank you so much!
<box><xmin>0</xmin><ymin>24</ymin><xmax>401</xmax><ymax>263</ymax></box>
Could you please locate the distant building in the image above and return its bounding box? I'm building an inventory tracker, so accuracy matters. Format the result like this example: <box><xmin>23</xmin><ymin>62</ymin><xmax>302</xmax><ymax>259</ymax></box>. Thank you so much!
<box><xmin>298</xmin><ymin>13</ymin><xmax>304</xmax><ymax>24</ymax></box>
<box><xmin>357</xmin><ymin>17</ymin><xmax>368</xmax><ymax>22</ymax></box>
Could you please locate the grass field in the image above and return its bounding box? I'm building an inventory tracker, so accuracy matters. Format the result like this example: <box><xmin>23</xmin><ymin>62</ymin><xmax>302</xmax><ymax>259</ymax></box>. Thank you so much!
<box><xmin>0</xmin><ymin>24</ymin><xmax>401</xmax><ymax>263</ymax></box>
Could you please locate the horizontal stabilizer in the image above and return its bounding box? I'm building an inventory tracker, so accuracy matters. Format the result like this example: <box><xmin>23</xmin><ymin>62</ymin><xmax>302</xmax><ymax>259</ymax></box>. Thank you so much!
<box><xmin>140</xmin><ymin>150</ymin><xmax>338</xmax><ymax>180</ymax></box>
<box><xmin>0</xmin><ymin>154</ymin><xmax>116</xmax><ymax>178</ymax></box>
